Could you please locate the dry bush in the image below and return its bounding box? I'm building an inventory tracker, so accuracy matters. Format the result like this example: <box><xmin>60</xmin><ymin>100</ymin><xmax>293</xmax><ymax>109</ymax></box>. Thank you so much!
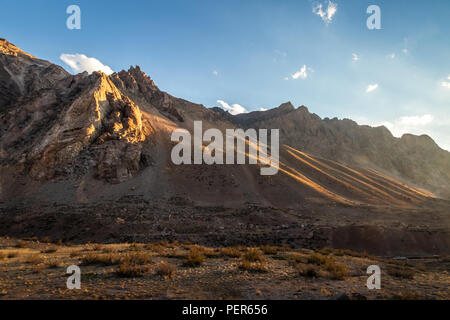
<box><xmin>116</xmin><ymin>263</ymin><xmax>149</xmax><ymax>278</ymax></box>
<box><xmin>306</xmin><ymin>253</ymin><xmax>329</xmax><ymax>265</ymax></box>
<box><xmin>183</xmin><ymin>246</ymin><xmax>205</xmax><ymax>267</ymax></box>
<box><xmin>220</xmin><ymin>247</ymin><xmax>242</xmax><ymax>258</ymax></box>
<box><xmin>156</xmin><ymin>261</ymin><xmax>176</xmax><ymax>279</ymax></box>
<box><xmin>324</xmin><ymin>259</ymin><xmax>348</xmax><ymax>280</ymax></box>
<box><xmin>70</xmin><ymin>250</ymin><xmax>82</xmax><ymax>257</ymax></box>
<box><xmin>81</xmin><ymin>252</ymin><xmax>122</xmax><ymax>266</ymax></box>
<box><xmin>0</xmin><ymin>252</ymin><xmax>6</xmax><ymax>260</ymax></box>
<box><xmin>25</xmin><ymin>253</ymin><xmax>44</xmax><ymax>264</ymax></box>
<box><xmin>144</xmin><ymin>243</ymin><xmax>165</xmax><ymax>254</ymax></box>
<box><xmin>333</xmin><ymin>248</ymin><xmax>369</xmax><ymax>258</ymax></box>
<box><xmin>305</xmin><ymin>253</ymin><xmax>347</xmax><ymax>280</ymax></box>
<box><xmin>296</xmin><ymin>264</ymin><xmax>319</xmax><ymax>278</ymax></box>
<box><xmin>239</xmin><ymin>260</ymin><xmax>268</xmax><ymax>273</ymax></box>
<box><xmin>121</xmin><ymin>252</ymin><xmax>152</xmax><ymax>266</ymax></box>
<box><xmin>243</xmin><ymin>248</ymin><xmax>264</xmax><ymax>262</ymax></box>
<box><xmin>197</xmin><ymin>246</ymin><xmax>219</xmax><ymax>258</ymax></box>
<box><xmin>260</xmin><ymin>245</ymin><xmax>279</xmax><ymax>255</ymax></box>
<box><xmin>387</xmin><ymin>265</ymin><xmax>415</xmax><ymax>279</ymax></box>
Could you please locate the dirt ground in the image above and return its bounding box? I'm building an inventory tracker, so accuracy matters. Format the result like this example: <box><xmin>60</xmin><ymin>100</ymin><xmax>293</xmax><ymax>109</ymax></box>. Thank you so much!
<box><xmin>0</xmin><ymin>237</ymin><xmax>448</xmax><ymax>300</ymax></box>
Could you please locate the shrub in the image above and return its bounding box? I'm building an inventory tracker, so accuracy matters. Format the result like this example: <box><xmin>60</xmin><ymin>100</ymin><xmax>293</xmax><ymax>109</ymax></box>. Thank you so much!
<box><xmin>0</xmin><ymin>252</ymin><xmax>6</xmax><ymax>260</ymax></box>
<box><xmin>46</xmin><ymin>259</ymin><xmax>62</xmax><ymax>269</ymax></box>
<box><xmin>25</xmin><ymin>253</ymin><xmax>43</xmax><ymax>264</ymax></box>
<box><xmin>156</xmin><ymin>261</ymin><xmax>176</xmax><ymax>279</ymax></box>
<box><xmin>306</xmin><ymin>253</ymin><xmax>329</xmax><ymax>265</ymax></box>
<box><xmin>297</xmin><ymin>264</ymin><xmax>319</xmax><ymax>278</ymax></box>
<box><xmin>243</xmin><ymin>248</ymin><xmax>264</xmax><ymax>262</ymax></box>
<box><xmin>220</xmin><ymin>247</ymin><xmax>242</xmax><ymax>258</ymax></box>
<box><xmin>41</xmin><ymin>248</ymin><xmax>57</xmax><ymax>254</ymax></box>
<box><xmin>121</xmin><ymin>252</ymin><xmax>152</xmax><ymax>265</ymax></box>
<box><xmin>116</xmin><ymin>263</ymin><xmax>148</xmax><ymax>278</ymax></box>
<box><xmin>81</xmin><ymin>253</ymin><xmax>122</xmax><ymax>266</ymax></box>
<box><xmin>387</xmin><ymin>265</ymin><xmax>415</xmax><ymax>279</ymax></box>
<box><xmin>261</xmin><ymin>245</ymin><xmax>278</xmax><ymax>255</ymax></box>
<box><xmin>239</xmin><ymin>260</ymin><xmax>268</xmax><ymax>273</ymax></box>
<box><xmin>324</xmin><ymin>260</ymin><xmax>348</xmax><ymax>280</ymax></box>
<box><xmin>183</xmin><ymin>246</ymin><xmax>205</xmax><ymax>267</ymax></box>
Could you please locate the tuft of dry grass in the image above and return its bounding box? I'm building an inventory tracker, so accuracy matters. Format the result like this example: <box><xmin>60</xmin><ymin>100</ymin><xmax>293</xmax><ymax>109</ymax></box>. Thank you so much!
<box><xmin>81</xmin><ymin>252</ymin><xmax>122</xmax><ymax>266</ymax></box>
<box><xmin>0</xmin><ymin>252</ymin><xmax>6</xmax><ymax>260</ymax></box>
<box><xmin>25</xmin><ymin>253</ymin><xmax>44</xmax><ymax>264</ymax></box>
<box><xmin>304</xmin><ymin>253</ymin><xmax>347</xmax><ymax>280</ymax></box>
<box><xmin>15</xmin><ymin>240</ymin><xmax>31</xmax><ymax>248</ymax></box>
<box><xmin>220</xmin><ymin>247</ymin><xmax>242</xmax><ymax>258</ymax></box>
<box><xmin>183</xmin><ymin>246</ymin><xmax>205</xmax><ymax>267</ymax></box>
<box><xmin>239</xmin><ymin>260</ymin><xmax>268</xmax><ymax>273</ymax></box>
<box><xmin>116</xmin><ymin>263</ymin><xmax>149</xmax><ymax>278</ymax></box>
<box><xmin>156</xmin><ymin>261</ymin><xmax>176</xmax><ymax>279</ymax></box>
<box><xmin>296</xmin><ymin>264</ymin><xmax>319</xmax><ymax>278</ymax></box>
<box><xmin>260</xmin><ymin>245</ymin><xmax>279</xmax><ymax>255</ymax></box>
<box><xmin>41</xmin><ymin>248</ymin><xmax>57</xmax><ymax>254</ymax></box>
<box><xmin>387</xmin><ymin>265</ymin><xmax>415</xmax><ymax>279</ymax></box>
<box><xmin>121</xmin><ymin>252</ymin><xmax>152</xmax><ymax>266</ymax></box>
<box><xmin>243</xmin><ymin>248</ymin><xmax>264</xmax><ymax>262</ymax></box>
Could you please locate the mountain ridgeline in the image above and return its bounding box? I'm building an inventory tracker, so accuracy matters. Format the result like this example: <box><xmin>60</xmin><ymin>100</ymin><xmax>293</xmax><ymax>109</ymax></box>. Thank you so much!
<box><xmin>1</xmin><ymin>38</ymin><xmax>449</xmax><ymax>208</ymax></box>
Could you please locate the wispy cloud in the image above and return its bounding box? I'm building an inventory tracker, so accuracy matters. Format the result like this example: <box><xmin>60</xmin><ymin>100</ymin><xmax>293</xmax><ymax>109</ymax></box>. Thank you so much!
<box><xmin>60</xmin><ymin>53</ymin><xmax>114</xmax><ymax>75</ymax></box>
<box><xmin>366</xmin><ymin>84</ymin><xmax>379</xmax><ymax>93</ymax></box>
<box><xmin>312</xmin><ymin>1</ymin><xmax>338</xmax><ymax>24</ymax></box>
<box><xmin>291</xmin><ymin>65</ymin><xmax>308</xmax><ymax>80</ymax></box>
<box><xmin>217</xmin><ymin>100</ymin><xmax>248</xmax><ymax>115</ymax></box>
<box><xmin>441</xmin><ymin>75</ymin><xmax>450</xmax><ymax>88</ymax></box>
<box><xmin>212</xmin><ymin>70</ymin><xmax>219</xmax><ymax>76</ymax></box>
<box><xmin>352</xmin><ymin>53</ymin><xmax>359</xmax><ymax>61</ymax></box>
<box><xmin>387</xmin><ymin>53</ymin><xmax>396</xmax><ymax>59</ymax></box>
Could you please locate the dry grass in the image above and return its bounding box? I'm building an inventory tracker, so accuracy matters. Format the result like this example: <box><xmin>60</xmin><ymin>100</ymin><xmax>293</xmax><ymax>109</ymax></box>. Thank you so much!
<box><xmin>121</xmin><ymin>252</ymin><xmax>152</xmax><ymax>265</ymax></box>
<box><xmin>260</xmin><ymin>245</ymin><xmax>279</xmax><ymax>255</ymax></box>
<box><xmin>183</xmin><ymin>246</ymin><xmax>205</xmax><ymax>267</ymax></box>
<box><xmin>15</xmin><ymin>240</ymin><xmax>31</xmax><ymax>248</ymax></box>
<box><xmin>156</xmin><ymin>261</ymin><xmax>176</xmax><ymax>279</ymax></box>
<box><xmin>296</xmin><ymin>264</ymin><xmax>319</xmax><ymax>278</ymax></box>
<box><xmin>0</xmin><ymin>252</ymin><xmax>5</xmax><ymax>260</ymax></box>
<box><xmin>25</xmin><ymin>253</ymin><xmax>44</xmax><ymax>264</ymax></box>
<box><xmin>387</xmin><ymin>265</ymin><xmax>415</xmax><ymax>279</ymax></box>
<box><xmin>81</xmin><ymin>252</ymin><xmax>122</xmax><ymax>266</ymax></box>
<box><xmin>220</xmin><ymin>247</ymin><xmax>242</xmax><ymax>258</ymax></box>
<box><xmin>304</xmin><ymin>253</ymin><xmax>347</xmax><ymax>280</ymax></box>
<box><xmin>239</xmin><ymin>260</ymin><xmax>268</xmax><ymax>273</ymax></box>
<box><xmin>243</xmin><ymin>248</ymin><xmax>264</xmax><ymax>262</ymax></box>
<box><xmin>41</xmin><ymin>248</ymin><xmax>57</xmax><ymax>254</ymax></box>
<box><xmin>45</xmin><ymin>259</ymin><xmax>62</xmax><ymax>269</ymax></box>
<box><xmin>116</xmin><ymin>263</ymin><xmax>149</xmax><ymax>278</ymax></box>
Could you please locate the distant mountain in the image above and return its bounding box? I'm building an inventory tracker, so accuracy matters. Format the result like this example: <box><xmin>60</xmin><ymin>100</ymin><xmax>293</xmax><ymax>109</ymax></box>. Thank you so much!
<box><xmin>0</xmin><ymin>38</ymin><xmax>449</xmax><ymax>209</ymax></box>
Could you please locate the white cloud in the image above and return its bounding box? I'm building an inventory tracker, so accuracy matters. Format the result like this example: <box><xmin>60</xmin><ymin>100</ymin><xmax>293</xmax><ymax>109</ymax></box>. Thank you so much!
<box><xmin>284</xmin><ymin>77</ymin><xmax>289</xmax><ymax>81</ymax></box>
<box><xmin>217</xmin><ymin>100</ymin><xmax>248</xmax><ymax>115</ymax></box>
<box><xmin>366</xmin><ymin>84</ymin><xmax>379</xmax><ymax>92</ymax></box>
<box><xmin>313</xmin><ymin>1</ymin><xmax>338</xmax><ymax>24</ymax></box>
<box><xmin>387</xmin><ymin>53</ymin><xmax>396</xmax><ymax>59</ymax></box>
<box><xmin>292</xmin><ymin>65</ymin><xmax>308</xmax><ymax>80</ymax></box>
<box><xmin>441</xmin><ymin>82</ymin><xmax>450</xmax><ymax>89</ymax></box>
<box><xmin>212</xmin><ymin>70</ymin><xmax>218</xmax><ymax>76</ymax></box>
<box><xmin>60</xmin><ymin>53</ymin><xmax>114</xmax><ymax>75</ymax></box>
<box><xmin>352</xmin><ymin>53</ymin><xmax>359</xmax><ymax>61</ymax></box>
<box><xmin>259</xmin><ymin>107</ymin><xmax>268</xmax><ymax>111</ymax></box>
<box><xmin>356</xmin><ymin>114</ymin><xmax>450</xmax><ymax>151</ymax></box>
<box><xmin>402</xmin><ymin>48</ymin><xmax>408</xmax><ymax>54</ymax></box>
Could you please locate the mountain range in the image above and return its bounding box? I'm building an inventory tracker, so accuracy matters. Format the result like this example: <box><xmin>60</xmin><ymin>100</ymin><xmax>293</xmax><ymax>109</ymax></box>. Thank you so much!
<box><xmin>0</xmin><ymin>39</ymin><xmax>449</xmax><ymax>254</ymax></box>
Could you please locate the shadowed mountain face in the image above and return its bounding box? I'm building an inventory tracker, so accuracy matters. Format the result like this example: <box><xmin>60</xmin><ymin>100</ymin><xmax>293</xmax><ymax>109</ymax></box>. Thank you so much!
<box><xmin>0</xmin><ymin>39</ymin><xmax>449</xmax><ymax>209</ymax></box>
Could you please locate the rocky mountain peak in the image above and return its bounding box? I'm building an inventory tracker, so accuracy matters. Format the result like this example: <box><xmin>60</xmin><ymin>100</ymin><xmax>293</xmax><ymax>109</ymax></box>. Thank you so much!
<box><xmin>0</xmin><ymin>39</ymin><xmax>36</xmax><ymax>59</ymax></box>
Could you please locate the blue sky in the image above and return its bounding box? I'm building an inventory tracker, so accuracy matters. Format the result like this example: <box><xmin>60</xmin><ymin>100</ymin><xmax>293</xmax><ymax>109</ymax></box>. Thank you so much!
<box><xmin>1</xmin><ymin>0</ymin><xmax>450</xmax><ymax>150</ymax></box>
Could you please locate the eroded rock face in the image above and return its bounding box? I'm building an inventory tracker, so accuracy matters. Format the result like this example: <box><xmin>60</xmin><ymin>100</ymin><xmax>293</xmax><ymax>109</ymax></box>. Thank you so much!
<box><xmin>0</xmin><ymin>40</ymin><xmax>153</xmax><ymax>184</ymax></box>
